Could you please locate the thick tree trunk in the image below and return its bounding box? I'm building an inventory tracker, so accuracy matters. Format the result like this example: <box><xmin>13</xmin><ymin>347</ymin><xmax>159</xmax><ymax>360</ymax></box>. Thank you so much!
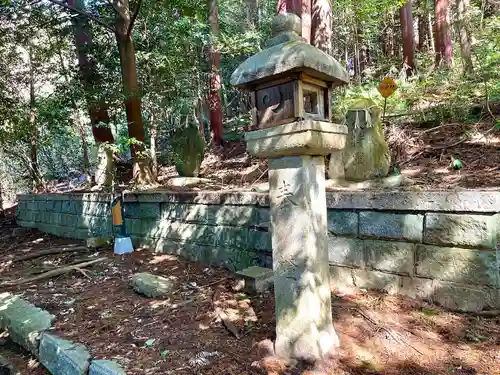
<box><xmin>434</xmin><ymin>0</ymin><xmax>453</xmax><ymax>68</ymax></box>
<box><xmin>400</xmin><ymin>1</ymin><xmax>415</xmax><ymax>76</ymax></box>
<box><xmin>207</xmin><ymin>0</ymin><xmax>224</xmax><ymax>147</ymax></box>
<box><xmin>456</xmin><ymin>0</ymin><xmax>474</xmax><ymax>73</ymax></box>
<box><xmin>114</xmin><ymin>0</ymin><xmax>156</xmax><ymax>186</ymax></box>
<box><xmin>277</xmin><ymin>0</ymin><xmax>301</xmax><ymax>15</ymax></box>
<box><xmin>302</xmin><ymin>0</ymin><xmax>311</xmax><ymax>43</ymax></box>
<box><xmin>68</xmin><ymin>0</ymin><xmax>114</xmax><ymax>144</ymax></box>
<box><xmin>311</xmin><ymin>0</ymin><xmax>331</xmax><ymax>53</ymax></box>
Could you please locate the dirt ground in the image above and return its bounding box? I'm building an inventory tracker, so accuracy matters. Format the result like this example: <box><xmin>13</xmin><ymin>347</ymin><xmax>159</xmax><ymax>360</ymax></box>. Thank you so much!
<box><xmin>0</xmin><ymin>216</ymin><xmax>499</xmax><ymax>375</ymax></box>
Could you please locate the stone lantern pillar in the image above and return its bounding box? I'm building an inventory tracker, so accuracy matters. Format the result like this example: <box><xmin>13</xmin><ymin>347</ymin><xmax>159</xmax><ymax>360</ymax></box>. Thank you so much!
<box><xmin>231</xmin><ymin>13</ymin><xmax>349</xmax><ymax>362</ymax></box>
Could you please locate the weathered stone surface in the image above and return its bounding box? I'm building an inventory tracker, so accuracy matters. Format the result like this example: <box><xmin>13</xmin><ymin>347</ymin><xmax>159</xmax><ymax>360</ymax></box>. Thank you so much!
<box><xmin>0</xmin><ymin>293</ymin><xmax>55</xmax><ymax>355</ymax></box>
<box><xmin>365</xmin><ymin>240</ymin><xmax>414</xmax><ymax>275</ymax></box>
<box><xmin>268</xmin><ymin>155</ymin><xmax>338</xmax><ymax>362</ymax></box>
<box><xmin>415</xmin><ymin>245</ymin><xmax>498</xmax><ymax>286</ymax></box>
<box><xmin>124</xmin><ymin>202</ymin><xmax>160</xmax><ymax>219</ymax></box>
<box><xmin>326</xmin><ymin>190</ymin><xmax>500</xmax><ymax>213</ymax></box>
<box><xmin>248</xmin><ymin>230</ymin><xmax>272</xmax><ymax>252</ymax></box>
<box><xmin>342</xmin><ymin>99</ymin><xmax>390</xmax><ymax>181</ymax></box>
<box><xmin>245</xmin><ymin>120</ymin><xmax>347</xmax><ymax>158</ymax></box>
<box><xmin>89</xmin><ymin>360</ymin><xmax>127</xmax><ymax>375</ymax></box>
<box><xmin>352</xmin><ymin>269</ymin><xmax>402</xmax><ymax>295</ymax></box>
<box><xmin>329</xmin><ymin>265</ymin><xmax>356</xmax><ymax>289</ymax></box>
<box><xmin>400</xmin><ymin>277</ymin><xmax>500</xmax><ymax>312</ymax></box>
<box><xmin>39</xmin><ymin>333</ymin><xmax>90</xmax><ymax>375</ymax></box>
<box><xmin>424</xmin><ymin>213</ymin><xmax>497</xmax><ymax>249</ymax></box>
<box><xmin>165</xmin><ymin>177</ymin><xmax>212</xmax><ymax>187</ymax></box>
<box><xmin>236</xmin><ymin>266</ymin><xmax>274</xmax><ymax>294</ymax></box>
<box><xmin>132</xmin><ymin>272</ymin><xmax>175</xmax><ymax>298</ymax></box>
<box><xmin>359</xmin><ymin>212</ymin><xmax>423</xmax><ymax>242</ymax></box>
<box><xmin>327</xmin><ymin>210</ymin><xmax>358</xmax><ymax>236</ymax></box>
<box><xmin>327</xmin><ymin>236</ymin><xmax>364</xmax><ymax>267</ymax></box>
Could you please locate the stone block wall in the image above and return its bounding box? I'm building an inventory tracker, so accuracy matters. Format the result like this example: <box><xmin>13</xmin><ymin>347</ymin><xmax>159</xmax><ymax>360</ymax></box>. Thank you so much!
<box><xmin>16</xmin><ymin>190</ymin><xmax>500</xmax><ymax>312</ymax></box>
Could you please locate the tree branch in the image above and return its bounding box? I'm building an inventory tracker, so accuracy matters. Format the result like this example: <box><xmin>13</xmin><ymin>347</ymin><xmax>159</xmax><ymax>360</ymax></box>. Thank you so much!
<box><xmin>46</xmin><ymin>0</ymin><xmax>115</xmax><ymax>32</ymax></box>
<box><xmin>126</xmin><ymin>0</ymin><xmax>143</xmax><ymax>38</ymax></box>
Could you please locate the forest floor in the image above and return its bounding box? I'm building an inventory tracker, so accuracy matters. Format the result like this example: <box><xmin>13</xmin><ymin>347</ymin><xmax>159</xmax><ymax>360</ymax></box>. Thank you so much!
<box><xmin>0</xmin><ymin>219</ymin><xmax>499</xmax><ymax>375</ymax></box>
<box><xmin>164</xmin><ymin>120</ymin><xmax>500</xmax><ymax>192</ymax></box>
<box><xmin>37</xmin><ymin>119</ymin><xmax>500</xmax><ymax>196</ymax></box>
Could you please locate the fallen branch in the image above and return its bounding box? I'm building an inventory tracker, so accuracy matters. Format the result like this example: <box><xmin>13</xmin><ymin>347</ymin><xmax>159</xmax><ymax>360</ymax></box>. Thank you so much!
<box><xmin>13</xmin><ymin>245</ymin><xmax>88</xmax><ymax>262</ymax></box>
<box><xmin>212</xmin><ymin>289</ymin><xmax>240</xmax><ymax>339</ymax></box>
<box><xmin>0</xmin><ymin>257</ymin><xmax>107</xmax><ymax>286</ymax></box>
<box><xmin>352</xmin><ymin>307</ymin><xmax>423</xmax><ymax>355</ymax></box>
<box><xmin>215</xmin><ymin>307</ymin><xmax>241</xmax><ymax>339</ymax></box>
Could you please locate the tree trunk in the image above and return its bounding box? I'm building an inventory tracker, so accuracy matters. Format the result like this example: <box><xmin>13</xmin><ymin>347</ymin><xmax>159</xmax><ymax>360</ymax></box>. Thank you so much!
<box><xmin>456</xmin><ymin>0</ymin><xmax>473</xmax><ymax>73</ymax></box>
<box><xmin>302</xmin><ymin>0</ymin><xmax>311</xmax><ymax>43</ymax></box>
<box><xmin>68</xmin><ymin>0</ymin><xmax>114</xmax><ymax>144</ymax></box>
<box><xmin>311</xmin><ymin>0</ymin><xmax>331</xmax><ymax>54</ymax></box>
<box><xmin>56</xmin><ymin>44</ymin><xmax>91</xmax><ymax>177</ymax></box>
<box><xmin>434</xmin><ymin>0</ymin><xmax>453</xmax><ymax>68</ymax></box>
<box><xmin>245</xmin><ymin>0</ymin><xmax>260</xmax><ymax>29</ymax></box>
<box><xmin>382</xmin><ymin>12</ymin><xmax>395</xmax><ymax>56</ymax></box>
<box><xmin>428</xmin><ymin>12</ymin><xmax>435</xmax><ymax>52</ymax></box>
<box><xmin>417</xmin><ymin>1</ymin><xmax>427</xmax><ymax>51</ymax></box>
<box><xmin>277</xmin><ymin>0</ymin><xmax>301</xmax><ymax>15</ymax></box>
<box><xmin>400</xmin><ymin>1</ymin><xmax>415</xmax><ymax>76</ymax></box>
<box><xmin>207</xmin><ymin>0</ymin><xmax>224</xmax><ymax>147</ymax></box>
<box><xmin>28</xmin><ymin>45</ymin><xmax>43</xmax><ymax>192</ymax></box>
<box><xmin>114</xmin><ymin>0</ymin><xmax>156</xmax><ymax>186</ymax></box>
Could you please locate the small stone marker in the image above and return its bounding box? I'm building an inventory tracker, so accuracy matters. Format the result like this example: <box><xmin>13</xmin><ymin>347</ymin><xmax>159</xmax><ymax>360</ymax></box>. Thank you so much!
<box><xmin>89</xmin><ymin>360</ymin><xmax>127</xmax><ymax>375</ymax></box>
<box><xmin>132</xmin><ymin>272</ymin><xmax>175</xmax><ymax>298</ymax></box>
<box><xmin>39</xmin><ymin>333</ymin><xmax>91</xmax><ymax>375</ymax></box>
<box><xmin>236</xmin><ymin>266</ymin><xmax>274</xmax><ymax>294</ymax></box>
<box><xmin>86</xmin><ymin>237</ymin><xmax>112</xmax><ymax>248</ymax></box>
<box><xmin>0</xmin><ymin>293</ymin><xmax>55</xmax><ymax>356</ymax></box>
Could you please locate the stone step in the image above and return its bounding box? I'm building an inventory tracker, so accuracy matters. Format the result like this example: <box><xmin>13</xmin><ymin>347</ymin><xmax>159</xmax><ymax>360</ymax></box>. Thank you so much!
<box><xmin>89</xmin><ymin>359</ymin><xmax>127</xmax><ymax>375</ymax></box>
<box><xmin>235</xmin><ymin>266</ymin><xmax>274</xmax><ymax>294</ymax></box>
<box><xmin>0</xmin><ymin>293</ymin><xmax>55</xmax><ymax>356</ymax></box>
<box><xmin>39</xmin><ymin>333</ymin><xmax>91</xmax><ymax>375</ymax></box>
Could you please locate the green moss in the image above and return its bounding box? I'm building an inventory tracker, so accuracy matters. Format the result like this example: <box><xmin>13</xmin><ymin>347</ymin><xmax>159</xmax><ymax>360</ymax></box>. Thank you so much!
<box><xmin>171</xmin><ymin>123</ymin><xmax>205</xmax><ymax>177</ymax></box>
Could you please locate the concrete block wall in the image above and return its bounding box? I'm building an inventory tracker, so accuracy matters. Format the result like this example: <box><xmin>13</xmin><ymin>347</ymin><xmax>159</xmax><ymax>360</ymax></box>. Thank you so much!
<box><xmin>16</xmin><ymin>190</ymin><xmax>500</xmax><ymax>312</ymax></box>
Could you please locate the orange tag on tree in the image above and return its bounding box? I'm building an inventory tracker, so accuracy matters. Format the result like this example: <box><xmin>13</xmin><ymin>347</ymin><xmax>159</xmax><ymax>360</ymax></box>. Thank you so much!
<box><xmin>377</xmin><ymin>77</ymin><xmax>398</xmax><ymax>98</ymax></box>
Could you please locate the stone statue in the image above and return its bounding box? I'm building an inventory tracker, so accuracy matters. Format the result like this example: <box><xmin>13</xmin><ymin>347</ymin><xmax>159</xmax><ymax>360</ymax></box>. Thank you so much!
<box><xmin>328</xmin><ymin>98</ymin><xmax>391</xmax><ymax>182</ymax></box>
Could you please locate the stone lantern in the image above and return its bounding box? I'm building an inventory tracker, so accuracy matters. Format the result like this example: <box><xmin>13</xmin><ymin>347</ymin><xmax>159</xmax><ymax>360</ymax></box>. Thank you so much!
<box><xmin>231</xmin><ymin>13</ymin><xmax>350</xmax><ymax>362</ymax></box>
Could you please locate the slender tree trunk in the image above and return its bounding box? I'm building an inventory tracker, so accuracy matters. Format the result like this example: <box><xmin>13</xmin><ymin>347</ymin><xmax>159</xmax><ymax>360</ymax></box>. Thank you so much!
<box><xmin>456</xmin><ymin>0</ymin><xmax>473</xmax><ymax>73</ymax></box>
<box><xmin>28</xmin><ymin>47</ymin><xmax>43</xmax><ymax>192</ymax></box>
<box><xmin>114</xmin><ymin>0</ymin><xmax>156</xmax><ymax>185</ymax></box>
<box><xmin>68</xmin><ymin>0</ymin><xmax>115</xmax><ymax>144</ymax></box>
<box><xmin>434</xmin><ymin>0</ymin><xmax>453</xmax><ymax>68</ymax></box>
<box><xmin>428</xmin><ymin>12</ymin><xmax>435</xmax><ymax>52</ymax></box>
<box><xmin>56</xmin><ymin>46</ymin><xmax>91</xmax><ymax>177</ymax></box>
<box><xmin>382</xmin><ymin>12</ymin><xmax>395</xmax><ymax>56</ymax></box>
<box><xmin>245</xmin><ymin>0</ymin><xmax>260</xmax><ymax>29</ymax></box>
<box><xmin>400</xmin><ymin>1</ymin><xmax>416</xmax><ymax>75</ymax></box>
<box><xmin>207</xmin><ymin>0</ymin><xmax>224</xmax><ymax>147</ymax></box>
<box><xmin>417</xmin><ymin>1</ymin><xmax>427</xmax><ymax>51</ymax></box>
<box><xmin>311</xmin><ymin>0</ymin><xmax>331</xmax><ymax>53</ymax></box>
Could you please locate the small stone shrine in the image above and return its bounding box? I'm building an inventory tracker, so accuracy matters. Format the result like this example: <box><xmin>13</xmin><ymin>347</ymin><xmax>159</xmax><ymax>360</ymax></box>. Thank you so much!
<box><xmin>231</xmin><ymin>12</ymin><xmax>349</xmax><ymax>362</ymax></box>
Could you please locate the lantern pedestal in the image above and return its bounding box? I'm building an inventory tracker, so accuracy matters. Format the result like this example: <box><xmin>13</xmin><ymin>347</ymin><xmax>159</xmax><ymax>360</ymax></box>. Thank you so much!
<box><xmin>268</xmin><ymin>154</ymin><xmax>340</xmax><ymax>362</ymax></box>
<box><xmin>230</xmin><ymin>12</ymin><xmax>350</xmax><ymax>363</ymax></box>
